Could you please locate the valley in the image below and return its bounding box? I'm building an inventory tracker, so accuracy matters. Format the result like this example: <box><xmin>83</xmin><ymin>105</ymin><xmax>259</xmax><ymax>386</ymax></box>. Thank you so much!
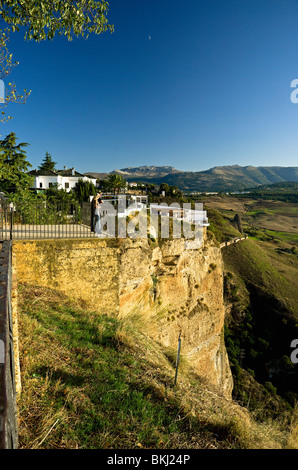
<box><xmin>194</xmin><ymin>193</ymin><xmax>298</xmax><ymax>412</ymax></box>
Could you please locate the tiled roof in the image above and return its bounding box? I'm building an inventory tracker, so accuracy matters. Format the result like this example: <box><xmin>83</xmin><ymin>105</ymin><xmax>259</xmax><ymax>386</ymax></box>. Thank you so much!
<box><xmin>29</xmin><ymin>168</ymin><xmax>86</xmax><ymax>177</ymax></box>
<box><xmin>56</xmin><ymin>169</ymin><xmax>84</xmax><ymax>177</ymax></box>
<box><xmin>28</xmin><ymin>169</ymin><xmax>58</xmax><ymax>176</ymax></box>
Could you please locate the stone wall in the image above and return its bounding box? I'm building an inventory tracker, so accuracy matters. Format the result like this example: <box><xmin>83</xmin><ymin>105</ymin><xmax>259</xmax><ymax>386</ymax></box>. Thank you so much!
<box><xmin>12</xmin><ymin>239</ymin><xmax>120</xmax><ymax>315</ymax></box>
<box><xmin>12</xmin><ymin>236</ymin><xmax>233</xmax><ymax>398</ymax></box>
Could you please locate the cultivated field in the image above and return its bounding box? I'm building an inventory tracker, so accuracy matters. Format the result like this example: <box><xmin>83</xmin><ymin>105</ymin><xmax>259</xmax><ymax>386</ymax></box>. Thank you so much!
<box><xmin>204</xmin><ymin>196</ymin><xmax>298</xmax><ymax>243</ymax></box>
<box><xmin>203</xmin><ymin>194</ymin><xmax>298</xmax><ymax>321</ymax></box>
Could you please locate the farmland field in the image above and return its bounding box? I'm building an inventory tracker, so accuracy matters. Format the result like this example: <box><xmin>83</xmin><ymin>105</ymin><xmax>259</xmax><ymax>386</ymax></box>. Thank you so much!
<box><xmin>203</xmin><ymin>197</ymin><xmax>298</xmax><ymax>240</ymax></box>
<box><xmin>201</xmin><ymin>194</ymin><xmax>298</xmax><ymax>321</ymax></box>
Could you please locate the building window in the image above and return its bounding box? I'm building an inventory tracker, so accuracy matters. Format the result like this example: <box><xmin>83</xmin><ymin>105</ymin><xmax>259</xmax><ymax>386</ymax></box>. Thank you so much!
<box><xmin>39</xmin><ymin>182</ymin><xmax>43</xmax><ymax>188</ymax></box>
<box><xmin>65</xmin><ymin>182</ymin><xmax>69</xmax><ymax>189</ymax></box>
<box><xmin>49</xmin><ymin>182</ymin><xmax>53</xmax><ymax>187</ymax></box>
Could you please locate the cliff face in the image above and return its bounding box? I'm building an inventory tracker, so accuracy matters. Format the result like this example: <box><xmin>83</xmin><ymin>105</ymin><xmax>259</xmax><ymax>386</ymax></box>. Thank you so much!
<box><xmin>13</xmin><ymin>235</ymin><xmax>233</xmax><ymax>398</ymax></box>
<box><xmin>119</xmin><ymin>237</ymin><xmax>233</xmax><ymax>398</ymax></box>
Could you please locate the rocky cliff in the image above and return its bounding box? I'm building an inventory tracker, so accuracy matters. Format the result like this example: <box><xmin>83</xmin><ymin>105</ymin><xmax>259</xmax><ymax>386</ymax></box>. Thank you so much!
<box><xmin>118</xmin><ymin>237</ymin><xmax>233</xmax><ymax>398</ymax></box>
<box><xmin>12</xmin><ymin>234</ymin><xmax>233</xmax><ymax>398</ymax></box>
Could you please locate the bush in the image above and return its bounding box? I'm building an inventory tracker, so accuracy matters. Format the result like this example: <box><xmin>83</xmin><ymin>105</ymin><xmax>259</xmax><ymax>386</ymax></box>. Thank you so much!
<box><xmin>264</xmin><ymin>382</ymin><xmax>277</xmax><ymax>395</ymax></box>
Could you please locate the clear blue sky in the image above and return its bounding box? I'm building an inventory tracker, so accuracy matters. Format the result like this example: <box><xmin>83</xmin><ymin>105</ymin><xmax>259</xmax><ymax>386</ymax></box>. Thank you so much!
<box><xmin>2</xmin><ymin>0</ymin><xmax>298</xmax><ymax>174</ymax></box>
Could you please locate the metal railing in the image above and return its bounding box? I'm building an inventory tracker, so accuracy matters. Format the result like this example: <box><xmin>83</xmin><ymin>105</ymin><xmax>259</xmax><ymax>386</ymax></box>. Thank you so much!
<box><xmin>0</xmin><ymin>197</ymin><xmax>209</xmax><ymax>241</ymax></box>
<box><xmin>0</xmin><ymin>199</ymin><xmax>120</xmax><ymax>241</ymax></box>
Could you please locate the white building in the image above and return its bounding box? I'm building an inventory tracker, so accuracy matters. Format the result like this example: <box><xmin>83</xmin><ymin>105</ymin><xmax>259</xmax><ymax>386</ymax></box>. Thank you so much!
<box><xmin>29</xmin><ymin>167</ymin><xmax>97</xmax><ymax>193</ymax></box>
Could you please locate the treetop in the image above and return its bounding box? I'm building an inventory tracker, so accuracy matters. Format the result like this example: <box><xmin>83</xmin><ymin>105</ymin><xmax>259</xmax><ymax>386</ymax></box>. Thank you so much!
<box><xmin>0</xmin><ymin>0</ymin><xmax>114</xmax><ymax>41</ymax></box>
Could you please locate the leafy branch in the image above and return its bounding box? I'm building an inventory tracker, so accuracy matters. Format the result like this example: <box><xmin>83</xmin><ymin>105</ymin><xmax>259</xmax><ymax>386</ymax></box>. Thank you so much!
<box><xmin>0</xmin><ymin>28</ymin><xmax>31</xmax><ymax>122</ymax></box>
<box><xmin>0</xmin><ymin>1</ymin><xmax>114</xmax><ymax>41</ymax></box>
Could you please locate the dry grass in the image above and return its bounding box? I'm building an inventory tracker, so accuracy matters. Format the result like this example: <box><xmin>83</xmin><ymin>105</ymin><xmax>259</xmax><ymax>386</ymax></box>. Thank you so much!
<box><xmin>286</xmin><ymin>404</ymin><xmax>298</xmax><ymax>449</ymax></box>
<box><xmin>16</xmin><ymin>283</ymin><xmax>297</xmax><ymax>450</ymax></box>
<box><xmin>114</xmin><ymin>310</ymin><xmax>296</xmax><ymax>449</ymax></box>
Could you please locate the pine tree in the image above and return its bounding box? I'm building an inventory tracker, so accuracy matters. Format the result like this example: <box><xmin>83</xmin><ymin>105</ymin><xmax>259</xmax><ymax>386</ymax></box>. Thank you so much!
<box><xmin>0</xmin><ymin>132</ymin><xmax>33</xmax><ymax>193</ymax></box>
<box><xmin>38</xmin><ymin>152</ymin><xmax>57</xmax><ymax>172</ymax></box>
<box><xmin>233</xmin><ymin>213</ymin><xmax>243</xmax><ymax>234</ymax></box>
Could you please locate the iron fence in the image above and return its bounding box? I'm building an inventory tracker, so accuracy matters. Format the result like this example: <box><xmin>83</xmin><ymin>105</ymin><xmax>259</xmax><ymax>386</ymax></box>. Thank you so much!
<box><xmin>0</xmin><ymin>196</ymin><xmax>208</xmax><ymax>241</ymax></box>
<box><xmin>0</xmin><ymin>198</ymin><xmax>120</xmax><ymax>241</ymax></box>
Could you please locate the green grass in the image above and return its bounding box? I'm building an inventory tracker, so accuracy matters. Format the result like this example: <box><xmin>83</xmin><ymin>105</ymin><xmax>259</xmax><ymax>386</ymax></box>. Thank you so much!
<box><xmin>246</xmin><ymin>209</ymin><xmax>275</xmax><ymax>216</ymax></box>
<box><xmin>17</xmin><ymin>284</ymin><xmax>188</xmax><ymax>449</ymax></box>
<box><xmin>18</xmin><ymin>284</ymin><xmax>248</xmax><ymax>450</ymax></box>
<box><xmin>204</xmin><ymin>206</ymin><xmax>241</xmax><ymax>243</ymax></box>
<box><xmin>266</xmin><ymin>230</ymin><xmax>298</xmax><ymax>243</ymax></box>
<box><xmin>222</xmin><ymin>239</ymin><xmax>293</xmax><ymax>306</ymax></box>
<box><xmin>17</xmin><ymin>283</ymin><xmax>296</xmax><ymax>449</ymax></box>
<box><xmin>221</xmin><ymin>236</ymin><xmax>298</xmax><ymax>410</ymax></box>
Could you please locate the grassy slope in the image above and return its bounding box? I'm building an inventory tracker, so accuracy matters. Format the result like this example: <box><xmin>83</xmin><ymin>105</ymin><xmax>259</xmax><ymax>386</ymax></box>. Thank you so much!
<box><xmin>205</xmin><ymin>200</ymin><xmax>298</xmax><ymax>412</ymax></box>
<box><xmin>223</xmin><ymin>239</ymin><xmax>297</xmax><ymax>315</ymax></box>
<box><xmin>16</xmin><ymin>284</ymin><xmax>297</xmax><ymax>449</ymax></box>
<box><xmin>205</xmin><ymin>197</ymin><xmax>298</xmax><ymax>319</ymax></box>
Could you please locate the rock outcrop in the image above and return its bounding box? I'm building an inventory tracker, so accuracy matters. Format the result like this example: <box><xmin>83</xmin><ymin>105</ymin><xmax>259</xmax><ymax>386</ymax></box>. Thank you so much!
<box><xmin>13</xmin><ymin>234</ymin><xmax>233</xmax><ymax>398</ymax></box>
<box><xmin>119</xmin><ymin>237</ymin><xmax>233</xmax><ymax>398</ymax></box>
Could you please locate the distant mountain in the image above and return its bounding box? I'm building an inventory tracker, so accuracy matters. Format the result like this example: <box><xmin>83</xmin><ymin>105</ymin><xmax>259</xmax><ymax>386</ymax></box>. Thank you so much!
<box><xmin>84</xmin><ymin>172</ymin><xmax>109</xmax><ymax>180</ymax></box>
<box><xmin>84</xmin><ymin>165</ymin><xmax>298</xmax><ymax>192</ymax></box>
<box><xmin>109</xmin><ymin>165</ymin><xmax>298</xmax><ymax>192</ymax></box>
<box><xmin>112</xmin><ymin>166</ymin><xmax>182</xmax><ymax>178</ymax></box>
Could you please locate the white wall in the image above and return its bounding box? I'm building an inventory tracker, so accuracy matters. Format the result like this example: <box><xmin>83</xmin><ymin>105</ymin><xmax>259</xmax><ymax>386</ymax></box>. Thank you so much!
<box><xmin>33</xmin><ymin>175</ymin><xmax>97</xmax><ymax>192</ymax></box>
<box><xmin>35</xmin><ymin>175</ymin><xmax>62</xmax><ymax>190</ymax></box>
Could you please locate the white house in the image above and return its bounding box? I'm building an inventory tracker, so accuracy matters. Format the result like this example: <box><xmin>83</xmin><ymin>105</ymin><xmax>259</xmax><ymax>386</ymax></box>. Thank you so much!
<box><xmin>29</xmin><ymin>167</ymin><xmax>97</xmax><ymax>193</ymax></box>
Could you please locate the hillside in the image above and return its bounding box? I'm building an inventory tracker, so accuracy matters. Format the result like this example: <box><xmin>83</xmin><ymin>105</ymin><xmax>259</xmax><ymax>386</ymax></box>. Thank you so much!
<box><xmin>83</xmin><ymin>172</ymin><xmax>109</xmax><ymax>180</ymax></box>
<box><xmin>17</xmin><ymin>283</ymin><xmax>297</xmax><ymax>449</ymax></box>
<box><xmin>13</xmin><ymin>191</ymin><xmax>298</xmax><ymax>450</ymax></box>
<box><xmin>203</xmin><ymin>196</ymin><xmax>298</xmax><ymax>411</ymax></box>
<box><xmin>113</xmin><ymin>166</ymin><xmax>182</xmax><ymax>178</ymax></box>
<box><xmin>170</xmin><ymin>165</ymin><xmax>298</xmax><ymax>191</ymax></box>
<box><xmin>100</xmin><ymin>165</ymin><xmax>298</xmax><ymax>192</ymax></box>
<box><xmin>235</xmin><ymin>181</ymin><xmax>298</xmax><ymax>203</ymax></box>
<box><xmin>13</xmin><ymin>217</ymin><xmax>298</xmax><ymax>450</ymax></box>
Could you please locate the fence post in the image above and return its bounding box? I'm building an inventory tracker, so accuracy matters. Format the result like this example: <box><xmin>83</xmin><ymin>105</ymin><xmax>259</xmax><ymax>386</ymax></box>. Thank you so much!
<box><xmin>9</xmin><ymin>204</ymin><xmax>13</xmax><ymax>240</ymax></box>
<box><xmin>174</xmin><ymin>333</ymin><xmax>182</xmax><ymax>387</ymax></box>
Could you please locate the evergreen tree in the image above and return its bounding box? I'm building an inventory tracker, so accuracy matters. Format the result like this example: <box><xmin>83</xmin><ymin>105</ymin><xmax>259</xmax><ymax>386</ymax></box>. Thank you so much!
<box><xmin>233</xmin><ymin>213</ymin><xmax>243</xmax><ymax>234</ymax></box>
<box><xmin>38</xmin><ymin>152</ymin><xmax>57</xmax><ymax>172</ymax></box>
<box><xmin>73</xmin><ymin>179</ymin><xmax>97</xmax><ymax>203</ymax></box>
<box><xmin>159</xmin><ymin>183</ymin><xmax>170</xmax><ymax>195</ymax></box>
<box><xmin>0</xmin><ymin>132</ymin><xmax>33</xmax><ymax>193</ymax></box>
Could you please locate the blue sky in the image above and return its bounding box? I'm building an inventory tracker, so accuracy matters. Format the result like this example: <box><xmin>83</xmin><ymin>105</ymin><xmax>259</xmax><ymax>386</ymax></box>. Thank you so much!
<box><xmin>1</xmin><ymin>0</ymin><xmax>298</xmax><ymax>174</ymax></box>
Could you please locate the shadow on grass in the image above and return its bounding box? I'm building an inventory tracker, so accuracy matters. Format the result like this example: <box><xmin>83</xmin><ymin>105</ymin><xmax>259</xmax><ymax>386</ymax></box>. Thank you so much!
<box><xmin>33</xmin><ymin>365</ymin><xmax>86</xmax><ymax>387</ymax></box>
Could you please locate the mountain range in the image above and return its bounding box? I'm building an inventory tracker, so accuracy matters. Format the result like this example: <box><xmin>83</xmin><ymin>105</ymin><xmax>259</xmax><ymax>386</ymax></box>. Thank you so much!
<box><xmin>85</xmin><ymin>165</ymin><xmax>298</xmax><ymax>192</ymax></box>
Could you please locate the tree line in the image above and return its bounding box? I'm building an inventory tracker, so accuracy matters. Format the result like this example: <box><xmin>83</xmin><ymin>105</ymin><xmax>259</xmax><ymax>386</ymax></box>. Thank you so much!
<box><xmin>0</xmin><ymin>132</ymin><xmax>128</xmax><ymax>206</ymax></box>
